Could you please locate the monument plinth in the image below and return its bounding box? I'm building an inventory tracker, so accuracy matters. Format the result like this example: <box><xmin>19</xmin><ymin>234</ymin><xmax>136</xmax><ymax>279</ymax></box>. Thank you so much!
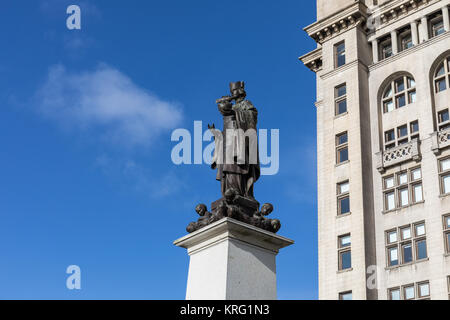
<box><xmin>174</xmin><ymin>218</ymin><xmax>294</xmax><ymax>300</ymax></box>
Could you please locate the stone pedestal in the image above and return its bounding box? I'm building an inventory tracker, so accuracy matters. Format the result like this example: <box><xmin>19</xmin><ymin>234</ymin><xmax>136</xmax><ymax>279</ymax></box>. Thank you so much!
<box><xmin>174</xmin><ymin>218</ymin><xmax>294</xmax><ymax>300</ymax></box>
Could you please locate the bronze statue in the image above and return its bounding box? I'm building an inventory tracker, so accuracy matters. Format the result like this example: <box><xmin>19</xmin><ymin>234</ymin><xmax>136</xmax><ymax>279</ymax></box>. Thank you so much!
<box><xmin>187</xmin><ymin>82</ymin><xmax>281</xmax><ymax>234</ymax></box>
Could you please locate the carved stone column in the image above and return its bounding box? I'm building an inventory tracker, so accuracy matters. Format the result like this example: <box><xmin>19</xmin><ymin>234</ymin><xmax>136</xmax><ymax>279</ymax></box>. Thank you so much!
<box><xmin>372</xmin><ymin>39</ymin><xmax>379</xmax><ymax>63</ymax></box>
<box><xmin>421</xmin><ymin>16</ymin><xmax>429</xmax><ymax>42</ymax></box>
<box><xmin>443</xmin><ymin>6</ymin><xmax>450</xmax><ymax>32</ymax></box>
<box><xmin>391</xmin><ymin>30</ymin><xmax>398</xmax><ymax>55</ymax></box>
<box><xmin>411</xmin><ymin>20</ymin><xmax>419</xmax><ymax>46</ymax></box>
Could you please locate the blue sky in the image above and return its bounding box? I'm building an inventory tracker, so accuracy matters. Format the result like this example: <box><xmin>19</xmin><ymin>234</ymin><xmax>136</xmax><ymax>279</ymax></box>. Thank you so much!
<box><xmin>0</xmin><ymin>0</ymin><xmax>318</xmax><ymax>299</ymax></box>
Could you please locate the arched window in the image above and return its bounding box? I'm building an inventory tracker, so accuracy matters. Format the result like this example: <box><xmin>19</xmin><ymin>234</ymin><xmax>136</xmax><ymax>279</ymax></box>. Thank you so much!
<box><xmin>382</xmin><ymin>75</ymin><xmax>416</xmax><ymax>113</ymax></box>
<box><xmin>434</xmin><ymin>56</ymin><xmax>450</xmax><ymax>93</ymax></box>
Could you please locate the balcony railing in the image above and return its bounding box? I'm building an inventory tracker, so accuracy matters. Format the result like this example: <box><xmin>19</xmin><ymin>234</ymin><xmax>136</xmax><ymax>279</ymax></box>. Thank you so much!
<box><xmin>376</xmin><ymin>139</ymin><xmax>421</xmax><ymax>173</ymax></box>
<box><xmin>431</xmin><ymin>128</ymin><xmax>450</xmax><ymax>155</ymax></box>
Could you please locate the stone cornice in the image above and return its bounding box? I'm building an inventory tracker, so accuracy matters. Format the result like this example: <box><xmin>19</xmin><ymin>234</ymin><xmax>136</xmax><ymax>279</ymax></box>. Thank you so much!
<box><xmin>303</xmin><ymin>2</ymin><xmax>369</xmax><ymax>44</ymax></box>
<box><xmin>366</xmin><ymin>0</ymin><xmax>446</xmax><ymax>35</ymax></box>
<box><xmin>299</xmin><ymin>47</ymin><xmax>323</xmax><ymax>72</ymax></box>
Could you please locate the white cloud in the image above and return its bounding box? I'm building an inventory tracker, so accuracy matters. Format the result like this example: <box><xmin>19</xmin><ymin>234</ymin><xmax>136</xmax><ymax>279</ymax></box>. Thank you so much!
<box><xmin>36</xmin><ymin>64</ymin><xmax>183</xmax><ymax>148</ymax></box>
<box><xmin>94</xmin><ymin>155</ymin><xmax>185</xmax><ymax>199</ymax></box>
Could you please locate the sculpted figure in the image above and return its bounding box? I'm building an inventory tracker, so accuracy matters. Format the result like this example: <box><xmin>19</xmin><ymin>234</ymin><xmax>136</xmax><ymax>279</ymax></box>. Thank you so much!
<box><xmin>186</xmin><ymin>81</ymin><xmax>281</xmax><ymax>234</ymax></box>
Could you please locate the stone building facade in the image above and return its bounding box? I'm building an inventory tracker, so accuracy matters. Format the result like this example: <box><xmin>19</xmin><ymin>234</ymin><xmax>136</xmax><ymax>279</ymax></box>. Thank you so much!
<box><xmin>301</xmin><ymin>0</ymin><xmax>450</xmax><ymax>300</ymax></box>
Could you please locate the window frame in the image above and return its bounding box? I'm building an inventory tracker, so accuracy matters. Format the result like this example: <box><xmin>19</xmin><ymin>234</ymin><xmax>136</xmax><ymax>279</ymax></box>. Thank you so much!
<box><xmin>382</xmin><ymin>167</ymin><xmax>423</xmax><ymax>212</ymax></box>
<box><xmin>382</xmin><ymin>76</ymin><xmax>416</xmax><ymax>113</ymax></box>
<box><xmin>437</xmin><ymin>109</ymin><xmax>450</xmax><ymax>131</ymax></box>
<box><xmin>337</xmin><ymin>181</ymin><xmax>350</xmax><ymax>216</ymax></box>
<box><xmin>438</xmin><ymin>157</ymin><xmax>450</xmax><ymax>196</ymax></box>
<box><xmin>334</xmin><ymin>41</ymin><xmax>346</xmax><ymax>68</ymax></box>
<box><xmin>335</xmin><ymin>83</ymin><xmax>347</xmax><ymax>116</ymax></box>
<box><xmin>388</xmin><ymin>281</ymin><xmax>430</xmax><ymax>300</ymax></box>
<box><xmin>434</xmin><ymin>56</ymin><xmax>450</xmax><ymax>94</ymax></box>
<box><xmin>338</xmin><ymin>234</ymin><xmax>352</xmax><ymax>271</ymax></box>
<box><xmin>339</xmin><ymin>291</ymin><xmax>352</xmax><ymax>300</ymax></box>
<box><xmin>385</xmin><ymin>221</ymin><xmax>427</xmax><ymax>268</ymax></box>
<box><xmin>443</xmin><ymin>214</ymin><xmax>450</xmax><ymax>254</ymax></box>
<box><xmin>336</xmin><ymin>132</ymin><xmax>349</xmax><ymax>164</ymax></box>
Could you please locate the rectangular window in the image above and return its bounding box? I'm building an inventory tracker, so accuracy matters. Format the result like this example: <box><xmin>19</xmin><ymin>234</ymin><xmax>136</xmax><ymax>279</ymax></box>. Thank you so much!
<box><xmin>382</xmin><ymin>167</ymin><xmax>423</xmax><ymax>212</ymax></box>
<box><xmin>388</xmin><ymin>282</ymin><xmax>430</xmax><ymax>300</ymax></box>
<box><xmin>431</xmin><ymin>18</ymin><xmax>445</xmax><ymax>37</ymax></box>
<box><xmin>335</xmin><ymin>84</ymin><xmax>347</xmax><ymax>115</ymax></box>
<box><xmin>336</xmin><ymin>132</ymin><xmax>348</xmax><ymax>164</ymax></box>
<box><xmin>438</xmin><ymin>109</ymin><xmax>450</xmax><ymax>131</ymax></box>
<box><xmin>335</xmin><ymin>42</ymin><xmax>346</xmax><ymax>68</ymax></box>
<box><xmin>389</xmin><ymin>288</ymin><xmax>401</xmax><ymax>300</ymax></box>
<box><xmin>338</xmin><ymin>234</ymin><xmax>352</xmax><ymax>271</ymax></box>
<box><xmin>380</xmin><ymin>39</ymin><xmax>392</xmax><ymax>60</ymax></box>
<box><xmin>448</xmin><ymin>276</ymin><xmax>450</xmax><ymax>300</ymax></box>
<box><xmin>339</xmin><ymin>291</ymin><xmax>352</xmax><ymax>300</ymax></box>
<box><xmin>337</xmin><ymin>181</ymin><xmax>350</xmax><ymax>215</ymax></box>
<box><xmin>385</xmin><ymin>221</ymin><xmax>427</xmax><ymax>267</ymax></box>
<box><xmin>417</xmin><ymin>282</ymin><xmax>430</xmax><ymax>299</ymax></box>
<box><xmin>400</xmin><ymin>32</ymin><xmax>413</xmax><ymax>51</ymax></box>
<box><xmin>444</xmin><ymin>215</ymin><xmax>450</xmax><ymax>254</ymax></box>
<box><xmin>439</xmin><ymin>157</ymin><xmax>450</xmax><ymax>195</ymax></box>
<box><xmin>403</xmin><ymin>285</ymin><xmax>415</xmax><ymax>300</ymax></box>
<box><xmin>383</xmin><ymin>121</ymin><xmax>419</xmax><ymax>150</ymax></box>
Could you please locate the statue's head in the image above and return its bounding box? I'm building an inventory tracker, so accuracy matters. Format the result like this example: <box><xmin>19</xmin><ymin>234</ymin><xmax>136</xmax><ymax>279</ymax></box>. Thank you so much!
<box><xmin>195</xmin><ymin>204</ymin><xmax>207</xmax><ymax>216</ymax></box>
<box><xmin>261</xmin><ymin>203</ymin><xmax>274</xmax><ymax>216</ymax></box>
<box><xmin>229</xmin><ymin>81</ymin><xmax>246</xmax><ymax>101</ymax></box>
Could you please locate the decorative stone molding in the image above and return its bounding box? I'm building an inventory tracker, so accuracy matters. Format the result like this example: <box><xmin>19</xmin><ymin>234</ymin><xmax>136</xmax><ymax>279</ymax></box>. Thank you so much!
<box><xmin>376</xmin><ymin>139</ymin><xmax>421</xmax><ymax>173</ymax></box>
<box><xmin>431</xmin><ymin>128</ymin><xmax>450</xmax><ymax>155</ymax></box>
<box><xmin>299</xmin><ymin>47</ymin><xmax>323</xmax><ymax>73</ymax></box>
<box><xmin>303</xmin><ymin>2</ymin><xmax>368</xmax><ymax>44</ymax></box>
<box><xmin>365</xmin><ymin>0</ymin><xmax>442</xmax><ymax>34</ymax></box>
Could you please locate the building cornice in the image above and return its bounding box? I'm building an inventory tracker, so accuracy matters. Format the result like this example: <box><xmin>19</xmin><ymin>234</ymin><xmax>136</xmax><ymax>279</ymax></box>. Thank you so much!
<box><xmin>299</xmin><ymin>47</ymin><xmax>323</xmax><ymax>72</ymax></box>
<box><xmin>366</xmin><ymin>0</ymin><xmax>446</xmax><ymax>36</ymax></box>
<box><xmin>303</xmin><ymin>2</ymin><xmax>369</xmax><ymax>44</ymax></box>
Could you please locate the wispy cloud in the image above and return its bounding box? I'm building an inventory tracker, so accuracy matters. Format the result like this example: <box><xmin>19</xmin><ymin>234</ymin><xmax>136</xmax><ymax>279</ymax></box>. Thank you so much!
<box><xmin>36</xmin><ymin>64</ymin><xmax>183</xmax><ymax>148</ymax></box>
<box><xmin>94</xmin><ymin>155</ymin><xmax>185</xmax><ymax>199</ymax></box>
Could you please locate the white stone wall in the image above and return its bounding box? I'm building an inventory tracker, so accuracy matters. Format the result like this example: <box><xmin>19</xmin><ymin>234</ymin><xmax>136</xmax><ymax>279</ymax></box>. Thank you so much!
<box><xmin>305</xmin><ymin>0</ymin><xmax>450</xmax><ymax>300</ymax></box>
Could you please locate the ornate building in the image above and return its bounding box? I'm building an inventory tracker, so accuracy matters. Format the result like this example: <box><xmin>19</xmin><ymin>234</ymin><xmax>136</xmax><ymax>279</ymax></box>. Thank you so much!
<box><xmin>301</xmin><ymin>0</ymin><xmax>450</xmax><ymax>300</ymax></box>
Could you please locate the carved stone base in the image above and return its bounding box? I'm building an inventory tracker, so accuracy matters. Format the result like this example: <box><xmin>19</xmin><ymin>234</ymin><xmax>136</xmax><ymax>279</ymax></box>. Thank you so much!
<box><xmin>174</xmin><ymin>218</ymin><xmax>294</xmax><ymax>300</ymax></box>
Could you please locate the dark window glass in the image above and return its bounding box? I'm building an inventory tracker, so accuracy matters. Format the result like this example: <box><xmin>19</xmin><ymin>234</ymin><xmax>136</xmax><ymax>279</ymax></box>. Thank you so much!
<box><xmin>432</xmin><ymin>20</ymin><xmax>445</xmax><ymax>36</ymax></box>
<box><xmin>398</xmin><ymin>125</ymin><xmax>408</xmax><ymax>138</ymax></box>
<box><xmin>436</xmin><ymin>78</ymin><xmax>447</xmax><ymax>92</ymax></box>
<box><xmin>395</xmin><ymin>79</ymin><xmax>405</xmax><ymax>92</ymax></box>
<box><xmin>337</xmin><ymin>100</ymin><xmax>347</xmax><ymax>114</ymax></box>
<box><xmin>337</xmin><ymin>85</ymin><xmax>346</xmax><ymax>97</ymax></box>
<box><xmin>385</xmin><ymin>130</ymin><xmax>395</xmax><ymax>142</ymax></box>
<box><xmin>416</xmin><ymin>240</ymin><xmax>427</xmax><ymax>260</ymax></box>
<box><xmin>402</xmin><ymin>244</ymin><xmax>413</xmax><ymax>263</ymax></box>
<box><xmin>397</xmin><ymin>94</ymin><xmax>406</xmax><ymax>107</ymax></box>
<box><xmin>339</xmin><ymin>197</ymin><xmax>350</xmax><ymax>214</ymax></box>
<box><xmin>446</xmin><ymin>233</ymin><xmax>450</xmax><ymax>252</ymax></box>
<box><xmin>341</xmin><ymin>251</ymin><xmax>352</xmax><ymax>270</ymax></box>
<box><xmin>401</xmin><ymin>34</ymin><xmax>413</xmax><ymax>50</ymax></box>
<box><xmin>410</xmin><ymin>121</ymin><xmax>419</xmax><ymax>133</ymax></box>
<box><xmin>338</xmin><ymin>148</ymin><xmax>348</xmax><ymax>162</ymax></box>
<box><xmin>338</xmin><ymin>133</ymin><xmax>348</xmax><ymax>145</ymax></box>
<box><xmin>439</xmin><ymin>110</ymin><xmax>450</xmax><ymax>123</ymax></box>
<box><xmin>336</xmin><ymin>43</ymin><xmax>346</xmax><ymax>67</ymax></box>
